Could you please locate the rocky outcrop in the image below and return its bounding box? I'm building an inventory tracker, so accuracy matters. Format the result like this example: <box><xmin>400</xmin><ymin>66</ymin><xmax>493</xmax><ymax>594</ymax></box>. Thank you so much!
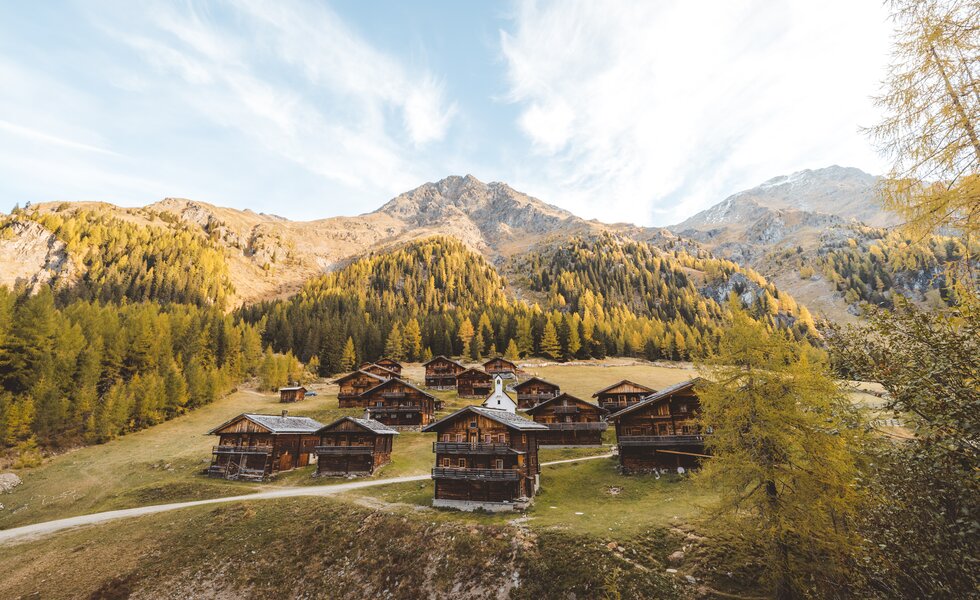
<box><xmin>0</xmin><ymin>219</ymin><xmax>81</xmax><ymax>292</ymax></box>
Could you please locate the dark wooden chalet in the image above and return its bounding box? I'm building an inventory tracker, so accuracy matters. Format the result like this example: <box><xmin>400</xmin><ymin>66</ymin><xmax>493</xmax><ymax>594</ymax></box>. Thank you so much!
<box><xmin>373</xmin><ymin>358</ymin><xmax>403</xmax><ymax>376</ymax></box>
<box><xmin>456</xmin><ymin>368</ymin><xmax>492</xmax><ymax>398</ymax></box>
<box><xmin>513</xmin><ymin>377</ymin><xmax>561</xmax><ymax>409</ymax></box>
<box><xmin>363</xmin><ymin>377</ymin><xmax>437</xmax><ymax>429</ymax></box>
<box><xmin>359</xmin><ymin>362</ymin><xmax>398</xmax><ymax>379</ymax></box>
<box><xmin>279</xmin><ymin>385</ymin><xmax>307</xmax><ymax>403</ymax></box>
<box><xmin>524</xmin><ymin>393</ymin><xmax>608</xmax><ymax>446</ymax></box>
<box><xmin>334</xmin><ymin>370</ymin><xmax>388</xmax><ymax>408</ymax></box>
<box><xmin>483</xmin><ymin>357</ymin><xmax>518</xmax><ymax>377</ymax></box>
<box><xmin>422</xmin><ymin>406</ymin><xmax>549</xmax><ymax>512</ymax></box>
<box><xmin>592</xmin><ymin>380</ymin><xmax>656</xmax><ymax>413</ymax></box>
<box><xmin>315</xmin><ymin>417</ymin><xmax>398</xmax><ymax>477</ymax></box>
<box><xmin>608</xmin><ymin>378</ymin><xmax>707</xmax><ymax>473</ymax></box>
<box><xmin>423</xmin><ymin>355</ymin><xmax>465</xmax><ymax>389</ymax></box>
<box><xmin>207</xmin><ymin>411</ymin><xmax>323</xmax><ymax>481</ymax></box>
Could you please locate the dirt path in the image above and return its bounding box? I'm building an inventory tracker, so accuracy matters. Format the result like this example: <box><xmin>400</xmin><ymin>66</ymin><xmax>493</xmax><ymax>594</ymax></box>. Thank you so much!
<box><xmin>0</xmin><ymin>453</ymin><xmax>614</xmax><ymax>545</ymax></box>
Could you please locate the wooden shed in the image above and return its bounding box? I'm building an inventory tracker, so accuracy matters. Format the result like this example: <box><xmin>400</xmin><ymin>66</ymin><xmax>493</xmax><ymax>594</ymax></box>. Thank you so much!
<box><xmin>423</xmin><ymin>405</ymin><xmax>549</xmax><ymax>512</ymax></box>
<box><xmin>362</xmin><ymin>377</ymin><xmax>437</xmax><ymax>429</ymax></box>
<box><xmin>279</xmin><ymin>386</ymin><xmax>307</xmax><ymax>403</ymax></box>
<box><xmin>315</xmin><ymin>417</ymin><xmax>398</xmax><ymax>477</ymax></box>
<box><xmin>607</xmin><ymin>379</ymin><xmax>707</xmax><ymax>473</ymax></box>
<box><xmin>423</xmin><ymin>355</ymin><xmax>465</xmax><ymax>389</ymax></box>
<box><xmin>525</xmin><ymin>393</ymin><xmax>608</xmax><ymax>446</ymax></box>
<box><xmin>207</xmin><ymin>411</ymin><xmax>323</xmax><ymax>481</ymax></box>
<box><xmin>592</xmin><ymin>380</ymin><xmax>656</xmax><ymax>413</ymax></box>
<box><xmin>513</xmin><ymin>377</ymin><xmax>561</xmax><ymax>409</ymax></box>
<box><xmin>456</xmin><ymin>368</ymin><xmax>492</xmax><ymax>398</ymax></box>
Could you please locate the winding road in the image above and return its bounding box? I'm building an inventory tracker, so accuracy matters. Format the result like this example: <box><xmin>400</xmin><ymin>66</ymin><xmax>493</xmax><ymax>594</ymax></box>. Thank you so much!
<box><xmin>0</xmin><ymin>453</ymin><xmax>613</xmax><ymax>545</ymax></box>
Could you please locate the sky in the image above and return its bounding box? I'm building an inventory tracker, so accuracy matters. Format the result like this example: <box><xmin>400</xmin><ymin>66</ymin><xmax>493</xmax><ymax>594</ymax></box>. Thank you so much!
<box><xmin>0</xmin><ymin>0</ymin><xmax>894</xmax><ymax>226</ymax></box>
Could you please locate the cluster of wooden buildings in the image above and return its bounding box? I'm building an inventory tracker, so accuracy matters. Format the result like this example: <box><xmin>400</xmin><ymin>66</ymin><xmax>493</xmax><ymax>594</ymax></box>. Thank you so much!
<box><xmin>207</xmin><ymin>356</ymin><xmax>707</xmax><ymax>512</ymax></box>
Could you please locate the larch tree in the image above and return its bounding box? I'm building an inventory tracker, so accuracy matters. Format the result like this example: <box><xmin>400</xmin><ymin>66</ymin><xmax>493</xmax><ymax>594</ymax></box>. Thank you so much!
<box><xmin>869</xmin><ymin>0</ymin><xmax>979</xmax><ymax>244</ymax></box>
<box><xmin>340</xmin><ymin>337</ymin><xmax>357</xmax><ymax>372</ymax></box>
<box><xmin>696</xmin><ymin>306</ymin><xmax>866</xmax><ymax>599</ymax></box>
<box><xmin>539</xmin><ymin>320</ymin><xmax>561</xmax><ymax>359</ymax></box>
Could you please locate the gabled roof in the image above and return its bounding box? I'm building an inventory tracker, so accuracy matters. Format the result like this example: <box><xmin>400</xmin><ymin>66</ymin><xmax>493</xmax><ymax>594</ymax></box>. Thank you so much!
<box><xmin>457</xmin><ymin>367</ymin><xmax>491</xmax><ymax>379</ymax></box>
<box><xmin>279</xmin><ymin>386</ymin><xmax>307</xmax><ymax>392</ymax></box>
<box><xmin>208</xmin><ymin>413</ymin><xmax>324</xmax><ymax>435</ymax></box>
<box><xmin>317</xmin><ymin>416</ymin><xmax>399</xmax><ymax>436</ymax></box>
<box><xmin>422</xmin><ymin>405</ymin><xmax>549</xmax><ymax>433</ymax></box>
<box><xmin>607</xmin><ymin>378</ymin><xmax>705</xmax><ymax>421</ymax></box>
<box><xmin>513</xmin><ymin>376</ymin><xmax>560</xmax><ymax>391</ymax></box>
<box><xmin>359</xmin><ymin>363</ymin><xmax>398</xmax><ymax>377</ymax></box>
<box><xmin>422</xmin><ymin>355</ymin><xmax>464</xmax><ymax>368</ymax></box>
<box><xmin>591</xmin><ymin>379</ymin><xmax>656</xmax><ymax>397</ymax></box>
<box><xmin>524</xmin><ymin>393</ymin><xmax>607</xmax><ymax>415</ymax></box>
<box><xmin>332</xmin><ymin>370</ymin><xmax>387</xmax><ymax>385</ymax></box>
<box><xmin>374</xmin><ymin>358</ymin><xmax>403</xmax><ymax>368</ymax></box>
<box><xmin>361</xmin><ymin>376</ymin><xmax>435</xmax><ymax>400</ymax></box>
<box><xmin>484</xmin><ymin>356</ymin><xmax>517</xmax><ymax>367</ymax></box>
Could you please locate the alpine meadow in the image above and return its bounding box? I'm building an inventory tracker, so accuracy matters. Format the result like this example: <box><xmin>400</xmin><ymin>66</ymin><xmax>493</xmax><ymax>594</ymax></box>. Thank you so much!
<box><xmin>0</xmin><ymin>1</ymin><xmax>976</xmax><ymax>599</ymax></box>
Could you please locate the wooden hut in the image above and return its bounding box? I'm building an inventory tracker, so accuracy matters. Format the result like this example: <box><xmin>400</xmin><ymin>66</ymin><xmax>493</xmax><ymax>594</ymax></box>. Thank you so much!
<box><xmin>525</xmin><ymin>393</ymin><xmax>608</xmax><ymax>446</ymax></box>
<box><xmin>422</xmin><ymin>405</ymin><xmax>548</xmax><ymax>512</ymax></box>
<box><xmin>334</xmin><ymin>370</ymin><xmax>388</xmax><ymax>407</ymax></box>
<box><xmin>278</xmin><ymin>385</ymin><xmax>307</xmax><ymax>403</ymax></box>
<box><xmin>607</xmin><ymin>379</ymin><xmax>707</xmax><ymax>473</ymax></box>
<box><xmin>373</xmin><ymin>358</ymin><xmax>403</xmax><ymax>376</ymax></box>
<box><xmin>314</xmin><ymin>417</ymin><xmax>398</xmax><ymax>477</ymax></box>
<box><xmin>483</xmin><ymin>357</ymin><xmax>518</xmax><ymax>377</ymax></box>
<box><xmin>456</xmin><ymin>368</ymin><xmax>492</xmax><ymax>398</ymax></box>
<box><xmin>592</xmin><ymin>380</ymin><xmax>656</xmax><ymax>413</ymax></box>
<box><xmin>359</xmin><ymin>362</ymin><xmax>398</xmax><ymax>379</ymax></box>
<box><xmin>362</xmin><ymin>378</ymin><xmax>437</xmax><ymax>429</ymax></box>
<box><xmin>513</xmin><ymin>377</ymin><xmax>561</xmax><ymax>409</ymax></box>
<box><xmin>423</xmin><ymin>355</ymin><xmax>465</xmax><ymax>389</ymax></box>
<box><xmin>207</xmin><ymin>411</ymin><xmax>323</xmax><ymax>481</ymax></box>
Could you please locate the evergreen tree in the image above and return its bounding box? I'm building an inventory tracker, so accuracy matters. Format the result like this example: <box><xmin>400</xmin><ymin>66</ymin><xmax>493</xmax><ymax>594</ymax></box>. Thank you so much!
<box><xmin>504</xmin><ymin>339</ymin><xmax>520</xmax><ymax>360</ymax></box>
<box><xmin>340</xmin><ymin>337</ymin><xmax>357</xmax><ymax>372</ymax></box>
<box><xmin>539</xmin><ymin>320</ymin><xmax>561</xmax><ymax>359</ymax></box>
<box><xmin>402</xmin><ymin>318</ymin><xmax>423</xmax><ymax>361</ymax></box>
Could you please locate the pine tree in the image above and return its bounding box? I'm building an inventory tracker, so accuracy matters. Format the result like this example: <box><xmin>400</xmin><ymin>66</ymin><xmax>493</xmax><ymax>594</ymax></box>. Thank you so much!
<box><xmin>403</xmin><ymin>318</ymin><xmax>423</xmax><ymax>361</ymax></box>
<box><xmin>469</xmin><ymin>330</ymin><xmax>484</xmax><ymax>361</ymax></box>
<box><xmin>340</xmin><ymin>337</ymin><xmax>357</xmax><ymax>372</ymax></box>
<box><xmin>457</xmin><ymin>318</ymin><xmax>475</xmax><ymax>353</ymax></box>
<box><xmin>504</xmin><ymin>339</ymin><xmax>520</xmax><ymax>360</ymax></box>
<box><xmin>384</xmin><ymin>322</ymin><xmax>404</xmax><ymax>360</ymax></box>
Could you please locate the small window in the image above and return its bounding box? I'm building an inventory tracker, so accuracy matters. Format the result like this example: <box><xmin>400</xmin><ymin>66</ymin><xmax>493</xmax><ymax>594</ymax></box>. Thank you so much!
<box><xmin>442</xmin><ymin>458</ymin><xmax>451</xmax><ymax>467</ymax></box>
<box><xmin>494</xmin><ymin>459</ymin><xmax>503</xmax><ymax>470</ymax></box>
<box><xmin>455</xmin><ymin>433</ymin><xmax>464</xmax><ymax>442</ymax></box>
<box><xmin>442</xmin><ymin>433</ymin><xmax>452</xmax><ymax>442</ymax></box>
<box><xmin>469</xmin><ymin>421</ymin><xmax>477</xmax><ymax>428</ymax></box>
<box><xmin>679</xmin><ymin>404</ymin><xmax>688</xmax><ymax>413</ymax></box>
<box><xmin>457</xmin><ymin>458</ymin><xmax>466</xmax><ymax>468</ymax></box>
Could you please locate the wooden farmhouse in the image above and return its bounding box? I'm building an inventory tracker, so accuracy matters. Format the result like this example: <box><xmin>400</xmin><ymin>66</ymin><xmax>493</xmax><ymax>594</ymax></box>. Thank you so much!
<box><xmin>456</xmin><ymin>367</ymin><xmax>492</xmax><ymax>398</ymax></box>
<box><xmin>592</xmin><ymin>380</ymin><xmax>656</xmax><ymax>413</ymax></box>
<box><xmin>513</xmin><ymin>377</ymin><xmax>561</xmax><ymax>409</ymax></box>
<box><xmin>524</xmin><ymin>393</ymin><xmax>608</xmax><ymax>446</ymax></box>
<box><xmin>607</xmin><ymin>378</ymin><xmax>707</xmax><ymax>473</ymax></box>
<box><xmin>359</xmin><ymin>362</ymin><xmax>398</xmax><ymax>379</ymax></box>
<box><xmin>334</xmin><ymin>370</ymin><xmax>388</xmax><ymax>408</ymax></box>
<box><xmin>373</xmin><ymin>358</ymin><xmax>403</xmax><ymax>376</ymax></box>
<box><xmin>483</xmin><ymin>357</ymin><xmax>518</xmax><ymax>377</ymax></box>
<box><xmin>207</xmin><ymin>411</ymin><xmax>323</xmax><ymax>481</ymax></box>
<box><xmin>314</xmin><ymin>416</ymin><xmax>398</xmax><ymax>477</ymax></box>
<box><xmin>363</xmin><ymin>377</ymin><xmax>437</xmax><ymax>429</ymax></box>
<box><xmin>423</xmin><ymin>355</ymin><xmax>465</xmax><ymax>389</ymax></box>
<box><xmin>279</xmin><ymin>385</ymin><xmax>307</xmax><ymax>403</ymax></box>
<box><xmin>422</xmin><ymin>405</ymin><xmax>549</xmax><ymax>512</ymax></box>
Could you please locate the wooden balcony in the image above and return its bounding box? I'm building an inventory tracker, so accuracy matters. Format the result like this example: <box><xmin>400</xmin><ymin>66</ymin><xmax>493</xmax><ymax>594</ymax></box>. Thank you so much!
<box><xmin>432</xmin><ymin>467</ymin><xmax>520</xmax><ymax>481</ymax></box>
<box><xmin>617</xmin><ymin>435</ymin><xmax>704</xmax><ymax>447</ymax></box>
<box><xmin>381</xmin><ymin>391</ymin><xmax>407</xmax><ymax>399</ymax></box>
<box><xmin>368</xmin><ymin>406</ymin><xmax>421</xmax><ymax>414</ymax></box>
<box><xmin>213</xmin><ymin>445</ymin><xmax>273</xmax><ymax>455</ymax></box>
<box><xmin>544</xmin><ymin>422</ymin><xmax>608</xmax><ymax>431</ymax></box>
<box><xmin>315</xmin><ymin>445</ymin><xmax>375</xmax><ymax>455</ymax></box>
<box><xmin>433</xmin><ymin>442</ymin><xmax>520</xmax><ymax>455</ymax></box>
<box><xmin>551</xmin><ymin>405</ymin><xmax>580</xmax><ymax>414</ymax></box>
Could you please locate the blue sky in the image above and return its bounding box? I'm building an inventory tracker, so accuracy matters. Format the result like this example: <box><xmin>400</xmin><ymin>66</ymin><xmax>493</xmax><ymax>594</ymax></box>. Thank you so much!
<box><xmin>0</xmin><ymin>1</ymin><xmax>893</xmax><ymax>226</ymax></box>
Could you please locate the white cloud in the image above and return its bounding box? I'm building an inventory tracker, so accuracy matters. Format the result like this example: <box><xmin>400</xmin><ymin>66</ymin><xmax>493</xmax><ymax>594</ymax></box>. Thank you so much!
<box><xmin>500</xmin><ymin>0</ymin><xmax>893</xmax><ymax>226</ymax></box>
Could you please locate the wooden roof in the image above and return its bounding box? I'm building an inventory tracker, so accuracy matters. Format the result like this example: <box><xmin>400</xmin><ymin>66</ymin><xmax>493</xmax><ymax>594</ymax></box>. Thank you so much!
<box><xmin>374</xmin><ymin>358</ymin><xmax>402</xmax><ymax>368</ymax></box>
<box><xmin>422</xmin><ymin>355</ymin><xmax>464</xmax><ymax>368</ymax></box>
<box><xmin>422</xmin><ymin>405</ymin><xmax>549</xmax><ymax>433</ymax></box>
<box><xmin>361</xmin><ymin>377</ymin><xmax>436</xmax><ymax>400</ymax></box>
<box><xmin>317</xmin><ymin>416</ymin><xmax>399</xmax><ymax>436</ymax></box>
<box><xmin>331</xmin><ymin>370</ymin><xmax>387</xmax><ymax>385</ymax></box>
<box><xmin>279</xmin><ymin>386</ymin><xmax>307</xmax><ymax>392</ymax></box>
<box><xmin>207</xmin><ymin>413</ymin><xmax>324</xmax><ymax>435</ymax></box>
<box><xmin>591</xmin><ymin>379</ymin><xmax>656</xmax><ymax>397</ymax></box>
<box><xmin>484</xmin><ymin>357</ymin><xmax>517</xmax><ymax>368</ymax></box>
<box><xmin>524</xmin><ymin>393</ymin><xmax>607</xmax><ymax>415</ymax></box>
<box><xmin>457</xmin><ymin>367</ymin><xmax>491</xmax><ymax>379</ymax></box>
<box><xmin>607</xmin><ymin>378</ymin><xmax>705</xmax><ymax>421</ymax></box>
<box><xmin>513</xmin><ymin>376</ymin><xmax>559</xmax><ymax>391</ymax></box>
